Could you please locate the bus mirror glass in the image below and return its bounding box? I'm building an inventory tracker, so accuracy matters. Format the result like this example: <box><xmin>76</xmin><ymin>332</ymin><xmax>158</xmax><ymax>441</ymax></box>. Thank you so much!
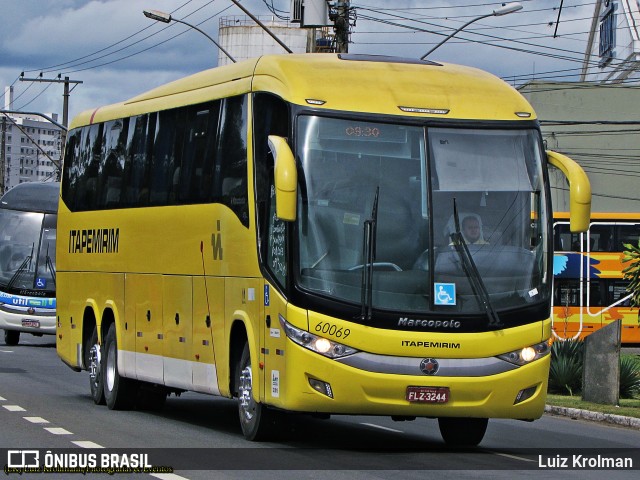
<box><xmin>268</xmin><ymin>135</ymin><xmax>297</xmax><ymax>222</ymax></box>
<box><xmin>546</xmin><ymin>150</ymin><xmax>591</xmax><ymax>233</ymax></box>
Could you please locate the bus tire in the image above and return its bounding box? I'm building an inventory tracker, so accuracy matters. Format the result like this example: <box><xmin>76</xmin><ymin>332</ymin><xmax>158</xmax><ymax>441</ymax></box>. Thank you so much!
<box><xmin>103</xmin><ymin>324</ymin><xmax>137</xmax><ymax>410</ymax></box>
<box><xmin>438</xmin><ymin>417</ymin><xmax>488</xmax><ymax>447</ymax></box>
<box><xmin>4</xmin><ymin>330</ymin><xmax>20</xmax><ymax>346</ymax></box>
<box><xmin>236</xmin><ymin>343</ymin><xmax>279</xmax><ymax>441</ymax></box>
<box><xmin>85</xmin><ymin>326</ymin><xmax>105</xmax><ymax>405</ymax></box>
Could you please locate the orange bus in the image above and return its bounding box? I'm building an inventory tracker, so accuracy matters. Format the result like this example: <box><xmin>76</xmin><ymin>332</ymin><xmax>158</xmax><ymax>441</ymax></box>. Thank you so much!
<box><xmin>552</xmin><ymin>212</ymin><xmax>640</xmax><ymax>343</ymax></box>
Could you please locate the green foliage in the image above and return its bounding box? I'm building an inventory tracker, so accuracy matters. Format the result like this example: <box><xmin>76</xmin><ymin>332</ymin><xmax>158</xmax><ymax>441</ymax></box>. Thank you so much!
<box><xmin>548</xmin><ymin>339</ymin><xmax>584</xmax><ymax>395</ymax></box>
<box><xmin>551</xmin><ymin>337</ymin><xmax>585</xmax><ymax>360</ymax></box>
<box><xmin>549</xmin><ymin>339</ymin><xmax>640</xmax><ymax>399</ymax></box>
<box><xmin>619</xmin><ymin>355</ymin><xmax>640</xmax><ymax>399</ymax></box>
<box><xmin>622</xmin><ymin>239</ymin><xmax>640</xmax><ymax>307</ymax></box>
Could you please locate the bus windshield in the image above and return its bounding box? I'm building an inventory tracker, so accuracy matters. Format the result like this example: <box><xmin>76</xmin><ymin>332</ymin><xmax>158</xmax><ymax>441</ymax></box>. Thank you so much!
<box><xmin>0</xmin><ymin>209</ymin><xmax>56</xmax><ymax>294</ymax></box>
<box><xmin>296</xmin><ymin>116</ymin><xmax>549</xmax><ymax>318</ymax></box>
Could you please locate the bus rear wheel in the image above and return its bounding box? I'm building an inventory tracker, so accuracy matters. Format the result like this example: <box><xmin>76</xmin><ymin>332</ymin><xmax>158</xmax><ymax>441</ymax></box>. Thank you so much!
<box><xmin>4</xmin><ymin>330</ymin><xmax>20</xmax><ymax>346</ymax></box>
<box><xmin>438</xmin><ymin>417</ymin><xmax>488</xmax><ymax>447</ymax></box>
<box><xmin>103</xmin><ymin>324</ymin><xmax>137</xmax><ymax>410</ymax></box>
<box><xmin>236</xmin><ymin>343</ymin><xmax>279</xmax><ymax>441</ymax></box>
<box><xmin>86</xmin><ymin>327</ymin><xmax>105</xmax><ymax>405</ymax></box>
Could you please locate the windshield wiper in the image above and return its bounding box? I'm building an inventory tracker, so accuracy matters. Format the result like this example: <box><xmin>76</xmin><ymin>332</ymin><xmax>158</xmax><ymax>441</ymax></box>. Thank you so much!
<box><xmin>449</xmin><ymin>200</ymin><xmax>502</xmax><ymax>327</ymax></box>
<box><xmin>45</xmin><ymin>243</ymin><xmax>56</xmax><ymax>286</ymax></box>
<box><xmin>360</xmin><ymin>186</ymin><xmax>379</xmax><ymax>321</ymax></box>
<box><xmin>7</xmin><ymin>246</ymin><xmax>34</xmax><ymax>291</ymax></box>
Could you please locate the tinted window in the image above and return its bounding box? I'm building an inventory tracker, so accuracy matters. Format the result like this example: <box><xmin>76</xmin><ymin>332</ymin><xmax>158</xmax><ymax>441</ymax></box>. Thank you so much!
<box><xmin>217</xmin><ymin>96</ymin><xmax>248</xmax><ymax>226</ymax></box>
<box><xmin>60</xmin><ymin>95</ymin><xmax>249</xmax><ymax>227</ymax></box>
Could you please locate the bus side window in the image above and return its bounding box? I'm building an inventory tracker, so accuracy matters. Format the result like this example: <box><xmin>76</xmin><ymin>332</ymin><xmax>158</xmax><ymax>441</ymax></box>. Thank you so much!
<box><xmin>100</xmin><ymin>118</ymin><xmax>128</xmax><ymax>208</ymax></box>
<box><xmin>124</xmin><ymin>114</ymin><xmax>152</xmax><ymax>207</ymax></box>
<box><xmin>149</xmin><ymin>109</ymin><xmax>179</xmax><ymax>206</ymax></box>
<box><xmin>589</xmin><ymin>225</ymin><xmax>613</xmax><ymax>252</ymax></box>
<box><xmin>61</xmin><ymin>129</ymin><xmax>82</xmax><ymax>210</ymax></box>
<box><xmin>78</xmin><ymin>123</ymin><xmax>103</xmax><ymax>211</ymax></box>
<box><xmin>216</xmin><ymin>95</ymin><xmax>248</xmax><ymax>226</ymax></box>
<box><xmin>176</xmin><ymin>101</ymin><xmax>219</xmax><ymax>205</ymax></box>
<box><xmin>617</xmin><ymin>224</ymin><xmax>640</xmax><ymax>252</ymax></box>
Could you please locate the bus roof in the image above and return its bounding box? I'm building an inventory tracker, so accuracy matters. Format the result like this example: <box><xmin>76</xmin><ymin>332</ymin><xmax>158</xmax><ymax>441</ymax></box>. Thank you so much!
<box><xmin>0</xmin><ymin>182</ymin><xmax>60</xmax><ymax>214</ymax></box>
<box><xmin>71</xmin><ymin>54</ymin><xmax>536</xmax><ymax>128</ymax></box>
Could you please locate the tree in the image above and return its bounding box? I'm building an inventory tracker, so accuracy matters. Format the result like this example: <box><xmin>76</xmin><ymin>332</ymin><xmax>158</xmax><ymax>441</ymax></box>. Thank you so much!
<box><xmin>622</xmin><ymin>238</ymin><xmax>640</xmax><ymax>307</ymax></box>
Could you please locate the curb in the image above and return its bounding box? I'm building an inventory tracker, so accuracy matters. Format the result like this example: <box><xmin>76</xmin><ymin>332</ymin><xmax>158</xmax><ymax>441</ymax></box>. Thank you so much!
<box><xmin>545</xmin><ymin>405</ymin><xmax>640</xmax><ymax>429</ymax></box>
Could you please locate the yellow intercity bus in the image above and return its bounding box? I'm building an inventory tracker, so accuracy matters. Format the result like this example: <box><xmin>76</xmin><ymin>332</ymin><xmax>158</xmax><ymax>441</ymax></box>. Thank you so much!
<box><xmin>56</xmin><ymin>54</ymin><xmax>591</xmax><ymax>446</ymax></box>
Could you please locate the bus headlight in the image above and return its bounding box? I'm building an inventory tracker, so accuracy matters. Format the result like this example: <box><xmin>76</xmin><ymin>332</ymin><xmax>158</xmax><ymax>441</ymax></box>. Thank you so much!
<box><xmin>279</xmin><ymin>317</ymin><xmax>358</xmax><ymax>359</ymax></box>
<box><xmin>497</xmin><ymin>340</ymin><xmax>550</xmax><ymax>366</ymax></box>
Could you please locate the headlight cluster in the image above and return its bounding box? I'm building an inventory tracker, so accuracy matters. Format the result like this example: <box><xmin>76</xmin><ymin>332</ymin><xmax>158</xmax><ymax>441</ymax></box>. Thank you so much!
<box><xmin>279</xmin><ymin>316</ymin><xmax>358</xmax><ymax>359</ymax></box>
<box><xmin>497</xmin><ymin>340</ymin><xmax>550</xmax><ymax>366</ymax></box>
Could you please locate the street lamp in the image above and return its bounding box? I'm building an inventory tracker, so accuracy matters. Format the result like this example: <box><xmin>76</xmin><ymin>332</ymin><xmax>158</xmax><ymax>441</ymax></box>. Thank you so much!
<box><xmin>143</xmin><ymin>10</ymin><xmax>236</xmax><ymax>63</ymax></box>
<box><xmin>421</xmin><ymin>2</ymin><xmax>523</xmax><ymax>59</ymax></box>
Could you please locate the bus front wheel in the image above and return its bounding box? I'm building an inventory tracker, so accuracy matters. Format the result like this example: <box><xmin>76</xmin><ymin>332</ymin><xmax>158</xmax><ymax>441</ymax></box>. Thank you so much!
<box><xmin>103</xmin><ymin>324</ymin><xmax>137</xmax><ymax>410</ymax></box>
<box><xmin>438</xmin><ymin>417</ymin><xmax>488</xmax><ymax>447</ymax></box>
<box><xmin>236</xmin><ymin>343</ymin><xmax>279</xmax><ymax>441</ymax></box>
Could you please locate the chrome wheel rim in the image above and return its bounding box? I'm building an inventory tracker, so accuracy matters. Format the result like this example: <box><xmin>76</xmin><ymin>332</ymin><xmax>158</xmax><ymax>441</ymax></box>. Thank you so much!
<box><xmin>238</xmin><ymin>365</ymin><xmax>256</xmax><ymax>423</ymax></box>
<box><xmin>89</xmin><ymin>344</ymin><xmax>101</xmax><ymax>387</ymax></box>
<box><xmin>106</xmin><ymin>342</ymin><xmax>116</xmax><ymax>392</ymax></box>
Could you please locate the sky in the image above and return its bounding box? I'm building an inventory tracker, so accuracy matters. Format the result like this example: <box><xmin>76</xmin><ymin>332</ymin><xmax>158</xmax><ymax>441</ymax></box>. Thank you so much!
<box><xmin>0</xmin><ymin>0</ymin><xmax>596</xmax><ymax>123</ymax></box>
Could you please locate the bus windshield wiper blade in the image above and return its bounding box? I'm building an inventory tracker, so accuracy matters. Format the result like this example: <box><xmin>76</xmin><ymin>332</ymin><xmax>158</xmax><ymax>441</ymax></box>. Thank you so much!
<box><xmin>7</xmin><ymin>255</ymin><xmax>33</xmax><ymax>290</ymax></box>
<box><xmin>46</xmin><ymin>243</ymin><xmax>56</xmax><ymax>286</ymax></box>
<box><xmin>360</xmin><ymin>186</ymin><xmax>379</xmax><ymax>321</ymax></box>
<box><xmin>449</xmin><ymin>200</ymin><xmax>502</xmax><ymax>327</ymax></box>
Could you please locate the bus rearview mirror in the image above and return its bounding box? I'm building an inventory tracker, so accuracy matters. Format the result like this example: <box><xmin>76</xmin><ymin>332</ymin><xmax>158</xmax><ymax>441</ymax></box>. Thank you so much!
<box><xmin>268</xmin><ymin>135</ymin><xmax>297</xmax><ymax>222</ymax></box>
<box><xmin>547</xmin><ymin>150</ymin><xmax>591</xmax><ymax>233</ymax></box>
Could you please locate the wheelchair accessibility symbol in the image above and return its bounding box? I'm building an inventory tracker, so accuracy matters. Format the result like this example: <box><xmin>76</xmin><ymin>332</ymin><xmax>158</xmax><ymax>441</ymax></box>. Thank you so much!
<box><xmin>35</xmin><ymin>277</ymin><xmax>47</xmax><ymax>289</ymax></box>
<box><xmin>434</xmin><ymin>283</ymin><xmax>456</xmax><ymax>306</ymax></box>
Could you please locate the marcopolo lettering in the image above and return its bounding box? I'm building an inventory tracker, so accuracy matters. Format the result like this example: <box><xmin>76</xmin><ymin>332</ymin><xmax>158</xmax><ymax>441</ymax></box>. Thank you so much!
<box><xmin>398</xmin><ymin>317</ymin><xmax>461</xmax><ymax>329</ymax></box>
<box><xmin>69</xmin><ymin>228</ymin><xmax>119</xmax><ymax>254</ymax></box>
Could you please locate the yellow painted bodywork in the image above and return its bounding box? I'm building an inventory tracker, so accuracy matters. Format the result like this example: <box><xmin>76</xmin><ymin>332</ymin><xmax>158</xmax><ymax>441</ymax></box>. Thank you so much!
<box><xmin>58</xmin><ymin>54</ymin><xmax>567</xmax><ymax>420</ymax></box>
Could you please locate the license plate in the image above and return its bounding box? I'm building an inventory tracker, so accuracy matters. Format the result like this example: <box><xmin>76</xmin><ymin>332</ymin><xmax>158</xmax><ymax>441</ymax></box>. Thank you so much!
<box><xmin>21</xmin><ymin>319</ymin><xmax>40</xmax><ymax>328</ymax></box>
<box><xmin>406</xmin><ymin>386</ymin><xmax>450</xmax><ymax>403</ymax></box>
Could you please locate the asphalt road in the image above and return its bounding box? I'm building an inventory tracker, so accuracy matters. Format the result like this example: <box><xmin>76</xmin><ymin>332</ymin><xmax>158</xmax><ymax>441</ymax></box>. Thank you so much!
<box><xmin>1</xmin><ymin>334</ymin><xmax>639</xmax><ymax>480</ymax></box>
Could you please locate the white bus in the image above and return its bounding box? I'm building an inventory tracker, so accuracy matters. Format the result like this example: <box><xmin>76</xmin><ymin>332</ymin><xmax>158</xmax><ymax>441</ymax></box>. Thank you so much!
<box><xmin>0</xmin><ymin>182</ymin><xmax>58</xmax><ymax>345</ymax></box>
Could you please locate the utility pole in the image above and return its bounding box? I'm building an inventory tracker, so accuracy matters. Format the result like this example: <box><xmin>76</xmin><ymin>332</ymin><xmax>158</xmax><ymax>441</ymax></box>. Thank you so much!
<box><xmin>330</xmin><ymin>1</ymin><xmax>351</xmax><ymax>53</ymax></box>
<box><xmin>19</xmin><ymin>75</ymin><xmax>83</xmax><ymax>147</ymax></box>
<box><xmin>1</xmin><ymin>116</ymin><xmax>6</xmax><ymax>194</ymax></box>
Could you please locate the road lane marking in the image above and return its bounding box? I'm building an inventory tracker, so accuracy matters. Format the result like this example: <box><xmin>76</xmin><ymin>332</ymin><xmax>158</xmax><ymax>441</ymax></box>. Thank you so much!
<box><xmin>492</xmin><ymin>452</ymin><xmax>536</xmax><ymax>463</ymax></box>
<box><xmin>3</xmin><ymin>405</ymin><xmax>26</xmax><ymax>411</ymax></box>
<box><xmin>73</xmin><ymin>440</ymin><xmax>104</xmax><ymax>448</ymax></box>
<box><xmin>150</xmin><ymin>474</ymin><xmax>191</xmax><ymax>480</ymax></box>
<box><xmin>44</xmin><ymin>427</ymin><xmax>73</xmax><ymax>435</ymax></box>
<box><xmin>2</xmin><ymin>393</ymin><xmax>193</xmax><ymax>480</ymax></box>
<box><xmin>24</xmin><ymin>416</ymin><xmax>49</xmax><ymax>424</ymax></box>
<box><xmin>360</xmin><ymin>422</ymin><xmax>403</xmax><ymax>433</ymax></box>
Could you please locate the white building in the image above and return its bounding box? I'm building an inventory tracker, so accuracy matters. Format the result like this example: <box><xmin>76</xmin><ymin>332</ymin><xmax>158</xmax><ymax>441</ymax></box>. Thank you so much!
<box><xmin>520</xmin><ymin>0</ymin><xmax>640</xmax><ymax>213</ymax></box>
<box><xmin>581</xmin><ymin>0</ymin><xmax>640</xmax><ymax>83</ymax></box>
<box><xmin>1</xmin><ymin>86</ymin><xmax>62</xmax><ymax>193</ymax></box>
